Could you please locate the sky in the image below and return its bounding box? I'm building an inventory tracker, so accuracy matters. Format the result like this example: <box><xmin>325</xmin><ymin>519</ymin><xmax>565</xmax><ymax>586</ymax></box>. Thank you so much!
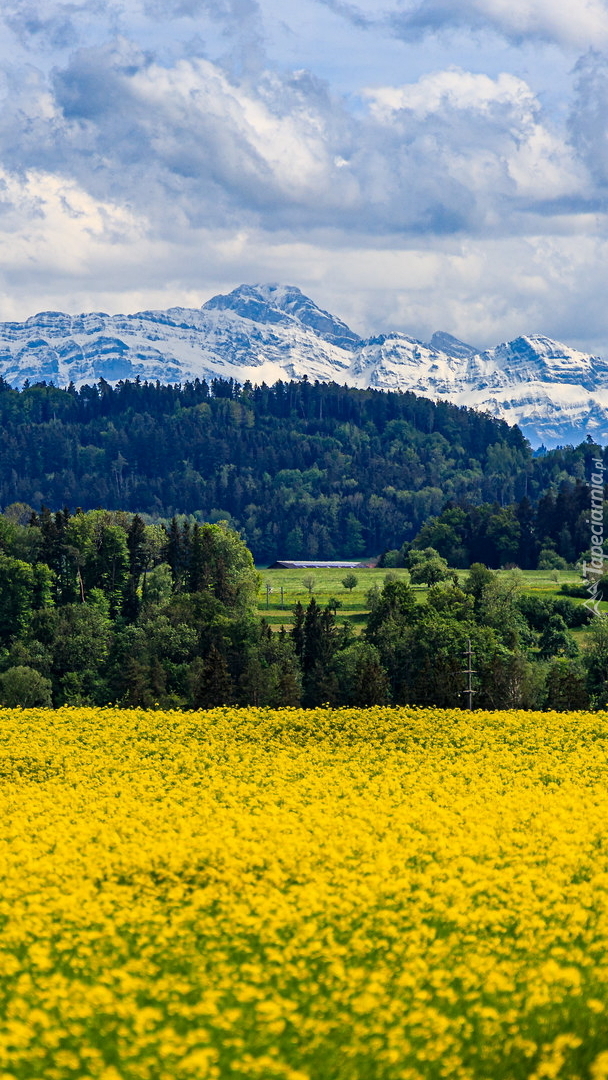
<box><xmin>2</xmin><ymin>0</ymin><xmax>608</xmax><ymax>352</ymax></box>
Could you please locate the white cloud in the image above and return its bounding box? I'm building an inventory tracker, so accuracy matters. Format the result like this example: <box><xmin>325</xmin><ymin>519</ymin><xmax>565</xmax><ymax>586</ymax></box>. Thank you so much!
<box><xmin>2</xmin><ymin>161</ymin><xmax>608</xmax><ymax>364</ymax></box>
<box><xmin>364</xmin><ymin>69</ymin><xmax>585</xmax><ymax>213</ymax></box>
<box><xmin>2</xmin><ymin>46</ymin><xmax>574</xmax><ymax>243</ymax></box>
<box><xmin>389</xmin><ymin>0</ymin><xmax>608</xmax><ymax>49</ymax></box>
<box><xmin>130</xmin><ymin>61</ymin><xmax>341</xmax><ymax>202</ymax></box>
<box><xmin>569</xmin><ymin>50</ymin><xmax>608</xmax><ymax>188</ymax></box>
<box><xmin>0</xmin><ymin>167</ymin><xmax>144</xmax><ymax>262</ymax></box>
<box><xmin>366</xmin><ymin>69</ymin><xmax>534</xmax><ymax>118</ymax></box>
<box><xmin>0</xmin><ymin>0</ymin><xmax>608</xmax><ymax>358</ymax></box>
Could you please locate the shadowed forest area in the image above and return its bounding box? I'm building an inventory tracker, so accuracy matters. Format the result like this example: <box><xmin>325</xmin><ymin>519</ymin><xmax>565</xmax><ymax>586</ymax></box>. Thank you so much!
<box><xmin>0</xmin><ymin>375</ymin><xmax>603</xmax><ymax>565</ymax></box>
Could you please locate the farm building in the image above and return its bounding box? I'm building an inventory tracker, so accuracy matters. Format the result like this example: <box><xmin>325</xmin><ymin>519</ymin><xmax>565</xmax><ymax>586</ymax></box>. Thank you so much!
<box><xmin>268</xmin><ymin>560</ymin><xmax>376</xmax><ymax>569</ymax></box>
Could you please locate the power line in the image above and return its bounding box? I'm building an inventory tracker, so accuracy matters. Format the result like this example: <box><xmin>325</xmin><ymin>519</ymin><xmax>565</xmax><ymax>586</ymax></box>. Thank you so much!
<box><xmin>462</xmin><ymin>637</ymin><xmax>476</xmax><ymax>711</ymax></box>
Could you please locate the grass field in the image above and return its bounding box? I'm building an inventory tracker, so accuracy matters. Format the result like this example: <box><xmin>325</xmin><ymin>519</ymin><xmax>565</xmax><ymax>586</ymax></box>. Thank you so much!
<box><xmin>3</xmin><ymin>705</ymin><xmax>608</xmax><ymax>1079</ymax></box>
<box><xmin>256</xmin><ymin>567</ymin><xmax>412</xmax><ymax>628</ymax></box>
<box><xmin>255</xmin><ymin>566</ymin><xmax>589</xmax><ymax>629</ymax></box>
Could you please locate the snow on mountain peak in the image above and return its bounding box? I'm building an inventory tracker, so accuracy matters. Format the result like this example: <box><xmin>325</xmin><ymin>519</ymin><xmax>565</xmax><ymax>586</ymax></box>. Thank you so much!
<box><xmin>202</xmin><ymin>283</ymin><xmax>361</xmax><ymax>350</ymax></box>
<box><xmin>429</xmin><ymin>331</ymin><xmax>477</xmax><ymax>359</ymax></box>
<box><xmin>0</xmin><ymin>285</ymin><xmax>607</xmax><ymax>446</ymax></box>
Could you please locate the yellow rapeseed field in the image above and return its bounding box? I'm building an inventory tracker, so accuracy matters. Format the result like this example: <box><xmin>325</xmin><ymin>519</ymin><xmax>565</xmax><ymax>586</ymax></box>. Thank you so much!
<box><xmin>2</xmin><ymin>707</ymin><xmax>608</xmax><ymax>1079</ymax></box>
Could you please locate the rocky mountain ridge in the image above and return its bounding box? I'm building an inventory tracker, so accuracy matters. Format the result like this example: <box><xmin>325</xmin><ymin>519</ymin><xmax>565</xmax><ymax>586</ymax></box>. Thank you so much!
<box><xmin>1</xmin><ymin>283</ymin><xmax>606</xmax><ymax>447</ymax></box>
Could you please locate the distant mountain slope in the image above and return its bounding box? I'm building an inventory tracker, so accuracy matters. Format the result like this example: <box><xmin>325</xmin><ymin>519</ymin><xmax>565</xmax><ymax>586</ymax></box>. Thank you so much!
<box><xmin>1</xmin><ymin>283</ymin><xmax>607</xmax><ymax>446</ymax></box>
<box><xmin>348</xmin><ymin>332</ymin><xmax>608</xmax><ymax>447</ymax></box>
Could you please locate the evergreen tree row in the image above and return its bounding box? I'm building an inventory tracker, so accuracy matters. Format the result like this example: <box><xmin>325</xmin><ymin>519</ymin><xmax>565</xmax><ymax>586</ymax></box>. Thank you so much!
<box><xmin>391</xmin><ymin>481</ymin><xmax>601</xmax><ymax>569</ymax></box>
<box><xmin>0</xmin><ymin>375</ymin><xmax>594</xmax><ymax>562</ymax></box>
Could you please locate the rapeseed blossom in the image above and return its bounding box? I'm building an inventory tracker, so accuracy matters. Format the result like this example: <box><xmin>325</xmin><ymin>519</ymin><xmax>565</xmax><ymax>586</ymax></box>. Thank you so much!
<box><xmin>0</xmin><ymin>706</ymin><xmax>608</xmax><ymax>1077</ymax></box>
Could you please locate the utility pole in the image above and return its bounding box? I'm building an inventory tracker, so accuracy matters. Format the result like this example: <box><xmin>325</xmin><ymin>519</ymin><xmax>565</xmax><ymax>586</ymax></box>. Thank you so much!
<box><xmin>265</xmin><ymin>583</ymin><xmax>272</xmax><ymax>609</ymax></box>
<box><xmin>462</xmin><ymin>637</ymin><xmax>476</xmax><ymax>711</ymax></box>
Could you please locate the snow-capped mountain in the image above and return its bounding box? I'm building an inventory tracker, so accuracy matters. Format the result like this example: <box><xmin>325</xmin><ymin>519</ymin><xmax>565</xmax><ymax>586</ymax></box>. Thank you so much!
<box><xmin>349</xmin><ymin>331</ymin><xmax>608</xmax><ymax>446</ymax></box>
<box><xmin>0</xmin><ymin>285</ymin><xmax>356</xmax><ymax>391</ymax></box>
<box><xmin>1</xmin><ymin>282</ymin><xmax>607</xmax><ymax>447</ymax></box>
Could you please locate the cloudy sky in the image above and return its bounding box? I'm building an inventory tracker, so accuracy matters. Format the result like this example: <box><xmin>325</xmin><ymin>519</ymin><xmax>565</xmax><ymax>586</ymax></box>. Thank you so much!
<box><xmin>2</xmin><ymin>0</ymin><xmax>608</xmax><ymax>351</ymax></box>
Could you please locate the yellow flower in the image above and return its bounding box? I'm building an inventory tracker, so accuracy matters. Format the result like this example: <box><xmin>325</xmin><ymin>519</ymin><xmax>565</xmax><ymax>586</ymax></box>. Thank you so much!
<box><xmin>0</xmin><ymin>704</ymin><xmax>607</xmax><ymax>1077</ymax></box>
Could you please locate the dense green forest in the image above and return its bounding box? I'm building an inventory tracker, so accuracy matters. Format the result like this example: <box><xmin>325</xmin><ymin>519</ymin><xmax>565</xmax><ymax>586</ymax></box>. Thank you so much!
<box><xmin>0</xmin><ymin>508</ymin><xmax>605</xmax><ymax>712</ymax></box>
<box><xmin>0</xmin><ymin>375</ymin><xmax>602</xmax><ymax>564</ymax></box>
<box><xmin>391</xmin><ymin>484</ymin><xmax>596</xmax><ymax>570</ymax></box>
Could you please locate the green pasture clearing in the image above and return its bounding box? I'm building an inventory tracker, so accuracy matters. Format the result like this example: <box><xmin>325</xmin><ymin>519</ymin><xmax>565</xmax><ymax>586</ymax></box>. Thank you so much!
<box><xmin>256</xmin><ymin>567</ymin><xmax>413</xmax><ymax>629</ymax></box>
<box><xmin>255</xmin><ymin>566</ymin><xmax>597</xmax><ymax>630</ymax></box>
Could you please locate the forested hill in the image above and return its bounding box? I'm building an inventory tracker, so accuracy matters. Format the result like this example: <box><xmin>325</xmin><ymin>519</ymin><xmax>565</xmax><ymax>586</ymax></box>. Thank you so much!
<box><xmin>0</xmin><ymin>375</ymin><xmax>601</xmax><ymax>561</ymax></box>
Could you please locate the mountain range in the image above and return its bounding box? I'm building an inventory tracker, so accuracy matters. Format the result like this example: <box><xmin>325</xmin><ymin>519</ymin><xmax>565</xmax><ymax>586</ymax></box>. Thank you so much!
<box><xmin>1</xmin><ymin>283</ymin><xmax>607</xmax><ymax>447</ymax></box>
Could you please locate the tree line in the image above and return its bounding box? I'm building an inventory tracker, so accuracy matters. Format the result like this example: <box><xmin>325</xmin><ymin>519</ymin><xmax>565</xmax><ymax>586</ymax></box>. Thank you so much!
<box><xmin>0</xmin><ymin>509</ymin><xmax>605</xmax><ymax>712</ymax></box>
<box><xmin>383</xmin><ymin>481</ymin><xmax>600</xmax><ymax>570</ymax></box>
<box><xmin>0</xmin><ymin>374</ymin><xmax>597</xmax><ymax>564</ymax></box>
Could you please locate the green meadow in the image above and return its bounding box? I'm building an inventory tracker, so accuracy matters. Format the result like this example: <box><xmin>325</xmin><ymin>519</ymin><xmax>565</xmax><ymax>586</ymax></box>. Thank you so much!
<box><xmin>256</xmin><ymin>566</ymin><xmax>592</xmax><ymax>631</ymax></box>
